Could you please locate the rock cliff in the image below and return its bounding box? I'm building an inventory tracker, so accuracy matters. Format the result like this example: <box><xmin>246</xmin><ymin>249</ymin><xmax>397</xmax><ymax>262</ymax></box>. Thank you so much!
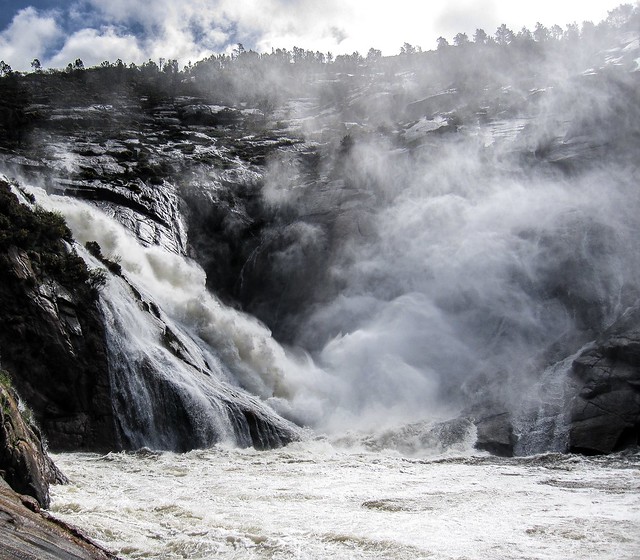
<box><xmin>0</xmin><ymin>380</ymin><xmax>117</xmax><ymax>559</ymax></box>
<box><xmin>568</xmin><ymin>307</ymin><xmax>640</xmax><ymax>454</ymax></box>
<box><xmin>0</xmin><ymin>29</ymin><xmax>638</xmax><ymax>459</ymax></box>
<box><xmin>0</xmin><ymin>178</ymin><xmax>116</xmax><ymax>451</ymax></box>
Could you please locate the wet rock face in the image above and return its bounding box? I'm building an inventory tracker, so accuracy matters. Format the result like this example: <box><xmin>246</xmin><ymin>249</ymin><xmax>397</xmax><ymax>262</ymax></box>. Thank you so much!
<box><xmin>0</xmin><ymin>180</ymin><xmax>116</xmax><ymax>451</ymax></box>
<box><xmin>0</xmin><ymin>478</ymin><xmax>116</xmax><ymax>559</ymax></box>
<box><xmin>568</xmin><ymin>308</ymin><xmax>640</xmax><ymax>454</ymax></box>
<box><xmin>473</xmin><ymin>412</ymin><xmax>516</xmax><ymax>457</ymax></box>
<box><xmin>0</xmin><ymin>254</ymin><xmax>114</xmax><ymax>451</ymax></box>
<box><xmin>0</xmin><ymin>383</ymin><xmax>65</xmax><ymax>508</ymax></box>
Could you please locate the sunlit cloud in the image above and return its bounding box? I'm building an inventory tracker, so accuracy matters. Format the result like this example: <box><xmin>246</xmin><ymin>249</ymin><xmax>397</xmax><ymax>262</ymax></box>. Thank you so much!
<box><xmin>46</xmin><ymin>27</ymin><xmax>143</xmax><ymax>68</ymax></box>
<box><xmin>0</xmin><ymin>0</ymin><xmax>628</xmax><ymax>70</ymax></box>
<box><xmin>0</xmin><ymin>7</ymin><xmax>62</xmax><ymax>68</ymax></box>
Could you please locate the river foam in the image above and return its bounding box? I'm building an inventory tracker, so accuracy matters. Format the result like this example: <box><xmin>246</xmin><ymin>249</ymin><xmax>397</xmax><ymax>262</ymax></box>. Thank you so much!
<box><xmin>50</xmin><ymin>444</ymin><xmax>640</xmax><ymax>559</ymax></box>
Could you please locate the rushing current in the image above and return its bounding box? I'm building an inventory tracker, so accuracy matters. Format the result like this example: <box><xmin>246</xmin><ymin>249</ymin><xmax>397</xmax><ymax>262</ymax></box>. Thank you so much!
<box><xmin>50</xmin><ymin>444</ymin><xmax>640</xmax><ymax>560</ymax></box>
<box><xmin>12</xmin><ymin>24</ymin><xmax>639</xmax><ymax>558</ymax></box>
<box><xmin>25</xmin><ymin>181</ymin><xmax>637</xmax><ymax>558</ymax></box>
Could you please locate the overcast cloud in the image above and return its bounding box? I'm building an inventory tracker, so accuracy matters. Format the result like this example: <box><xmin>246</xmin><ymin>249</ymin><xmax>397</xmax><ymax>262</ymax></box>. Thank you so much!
<box><xmin>0</xmin><ymin>0</ymin><xmax>628</xmax><ymax>70</ymax></box>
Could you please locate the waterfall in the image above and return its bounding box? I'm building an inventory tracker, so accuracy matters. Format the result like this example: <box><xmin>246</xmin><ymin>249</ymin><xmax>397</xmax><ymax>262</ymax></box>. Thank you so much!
<box><xmin>27</xmin><ymin>186</ymin><xmax>308</xmax><ymax>451</ymax></box>
<box><xmin>513</xmin><ymin>343</ymin><xmax>594</xmax><ymax>455</ymax></box>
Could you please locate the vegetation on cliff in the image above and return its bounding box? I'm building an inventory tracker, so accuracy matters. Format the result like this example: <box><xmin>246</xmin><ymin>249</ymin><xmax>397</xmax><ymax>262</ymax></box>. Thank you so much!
<box><xmin>0</xmin><ymin>178</ymin><xmax>115</xmax><ymax>451</ymax></box>
<box><xmin>0</xmin><ymin>181</ymin><xmax>106</xmax><ymax>296</ymax></box>
<box><xmin>0</xmin><ymin>4</ymin><xmax>637</xmax><ymax>149</ymax></box>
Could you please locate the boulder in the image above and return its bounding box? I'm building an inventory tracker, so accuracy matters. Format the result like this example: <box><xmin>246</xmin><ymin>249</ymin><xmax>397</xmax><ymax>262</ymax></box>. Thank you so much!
<box><xmin>0</xmin><ymin>478</ymin><xmax>118</xmax><ymax>560</ymax></box>
<box><xmin>0</xmin><ymin>382</ymin><xmax>64</xmax><ymax>508</ymax></box>
<box><xmin>567</xmin><ymin>307</ymin><xmax>640</xmax><ymax>454</ymax></box>
<box><xmin>473</xmin><ymin>411</ymin><xmax>516</xmax><ymax>457</ymax></box>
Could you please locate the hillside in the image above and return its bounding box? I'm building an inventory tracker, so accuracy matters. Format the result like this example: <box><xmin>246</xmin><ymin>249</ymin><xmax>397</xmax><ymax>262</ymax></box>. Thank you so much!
<box><xmin>0</xmin><ymin>9</ymin><xmax>638</xmax><ymax>463</ymax></box>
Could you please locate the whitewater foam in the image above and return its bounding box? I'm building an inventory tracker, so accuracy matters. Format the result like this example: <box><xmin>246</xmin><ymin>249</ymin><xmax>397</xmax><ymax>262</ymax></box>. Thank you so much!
<box><xmin>49</xmin><ymin>444</ymin><xmax>640</xmax><ymax>560</ymax></box>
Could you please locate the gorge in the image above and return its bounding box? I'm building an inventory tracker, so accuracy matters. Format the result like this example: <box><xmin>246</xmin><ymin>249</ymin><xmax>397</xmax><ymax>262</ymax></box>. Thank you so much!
<box><xmin>0</xmin><ymin>9</ymin><xmax>639</xmax><ymax>557</ymax></box>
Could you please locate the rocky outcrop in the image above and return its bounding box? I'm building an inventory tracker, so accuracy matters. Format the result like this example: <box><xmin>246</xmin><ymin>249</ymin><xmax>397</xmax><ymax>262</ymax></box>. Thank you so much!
<box><xmin>0</xmin><ymin>479</ymin><xmax>117</xmax><ymax>559</ymax></box>
<box><xmin>0</xmin><ymin>179</ymin><xmax>116</xmax><ymax>451</ymax></box>
<box><xmin>568</xmin><ymin>307</ymin><xmax>640</xmax><ymax>454</ymax></box>
<box><xmin>464</xmin><ymin>308</ymin><xmax>640</xmax><ymax>457</ymax></box>
<box><xmin>0</xmin><ymin>379</ymin><xmax>116</xmax><ymax>559</ymax></box>
<box><xmin>0</xmin><ymin>382</ymin><xmax>64</xmax><ymax>508</ymax></box>
<box><xmin>473</xmin><ymin>411</ymin><xmax>516</xmax><ymax>457</ymax></box>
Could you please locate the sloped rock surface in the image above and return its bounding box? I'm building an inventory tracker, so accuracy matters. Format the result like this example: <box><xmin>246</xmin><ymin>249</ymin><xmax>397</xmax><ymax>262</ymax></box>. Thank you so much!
<box><xmin>568</xmin><ymin>307</ymin><xmax>640</xmax><ymax>454</ymax></box>
<box><xmin>0</xmin><ymin>383</ymin><xmax>64</xmax><ymax>508</ymax></box>
<box><xmin>0</xmin><ymin>479</ymin><xmax>117</xmax><ymax>560</ymax></box>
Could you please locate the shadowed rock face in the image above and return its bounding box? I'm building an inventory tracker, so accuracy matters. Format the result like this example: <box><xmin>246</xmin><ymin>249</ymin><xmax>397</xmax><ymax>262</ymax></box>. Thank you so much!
<box><xmin>568</xmin><ymin>308</ymin><xmax>640</xmax><ymax>454</ymax></box>
<box><xmin>0</xmin><ymin>262</ymin><xmax>115</xmax><ymax>451</ymax></box>
<box><xmin>0</xmin><ymin>383</ymin><xmax>65</xmax><ymax>508</ymax></box>
<box><xmin>469</xmin><ymin>308</ymin><xmax>640</xmax><ymax>457</ymax></box>
<box><xmin>0</xmin><ymin>179</ymin><xmax>116</xmax><ymax>451</ymax></box>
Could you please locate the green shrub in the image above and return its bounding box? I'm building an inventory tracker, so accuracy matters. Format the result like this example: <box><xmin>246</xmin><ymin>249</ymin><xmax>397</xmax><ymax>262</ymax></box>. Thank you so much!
<box><xmin>85</xmin><ymin>240</ymin><xmax>122</xmax><ymax>275</ymax></box>
<box><xmin>0</xmin><ymin>181</ymin><xmax>98</xmax><ymax>297</ymax></box>
<box><xmin>88</xmin><ymin>268</ymin><xmax>108</xmax><ymax>293</ymax></box>
<box><xmin>0</xmin><ymin>369</ymin><xmax>12</xmax><ymax>389</ymax></box>
<box><xmin>85</xmin><ymin>240</ymin><xmax>103</xmax><ymax>259</ymax></box>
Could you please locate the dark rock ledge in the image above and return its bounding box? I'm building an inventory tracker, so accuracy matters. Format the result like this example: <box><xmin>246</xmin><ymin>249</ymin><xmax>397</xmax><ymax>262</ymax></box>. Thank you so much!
<box><xmin>0</xmin><ymin>479</ymin><xmax>117</xmax><ymax>560</ymax></box>
<box><xmin>1</xmin><ymin>383</ymin><xmax>119</xmax><ymax>559</ymax></box>
<box><xmin>568</xmin><ymin>307</ymin><xmax>640</xmax><ymax>454</ymax></box>
<box><xmin>464</xmin><ymin>306</ymin><xmax>640</xmax><ymax>457</ymax></box>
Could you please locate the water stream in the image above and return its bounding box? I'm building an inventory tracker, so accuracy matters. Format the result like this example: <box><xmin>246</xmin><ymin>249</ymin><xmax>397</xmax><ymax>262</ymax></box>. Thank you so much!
<box><xmin>50</xmin><ymin>445</ymin><xmax>640</xmax><ymax>560</ymax></box>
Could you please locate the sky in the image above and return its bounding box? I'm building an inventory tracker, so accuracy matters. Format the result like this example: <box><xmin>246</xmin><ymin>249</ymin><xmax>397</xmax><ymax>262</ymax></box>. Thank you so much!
<box><xmin>0</xmin><ymin>0</ymin><xmax>630</xmax><ymax>70</ymax></box>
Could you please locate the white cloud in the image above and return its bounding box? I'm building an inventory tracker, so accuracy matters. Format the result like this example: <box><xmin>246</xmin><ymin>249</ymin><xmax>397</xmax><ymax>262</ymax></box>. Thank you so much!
<box><xmin>82</xmin><ymin>0</ymin><xmax>232</xmax><ymax>63</ymax></box>
<box><xmin>209</xmin><ymin>0</ymin><xmax>626</xmax><ymax>55</ymax></box>
<box><xmin>46</xmin><ymin>27</ymin><xmax>144</xmax><ymax>69</ymax></box>
<box><xmin>0</xmin><ymin>0</ymin><xmax>629</xmax><ymax>70</ymax></box>
<box><xmin>0</xmin><ymin>7</ymin><xmax>62</xmax><ymax>69</ymax></box>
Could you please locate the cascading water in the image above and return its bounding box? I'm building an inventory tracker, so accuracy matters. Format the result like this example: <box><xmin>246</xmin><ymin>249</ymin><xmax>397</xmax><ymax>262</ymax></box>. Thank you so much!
<box><xmin>99</xmin><ymin>274</ymin><xmax>244</xmax><ymax>450</ymax></box>
<box><xmin>12</xmin><ymin>32</ymin><xmax>640</xmax><ymax>456</ymax></box>
<box><xmin>27</xmin><ymin>187</ymin><xmax>313</xmax><ymax>450</ymax></box>
<box><xmin>25</xmin><ymin>132</ymin><xmax>640</xmax><ymax>455</ymax></box>
<box><xmin>513</xmin><ymin>343</ymin><xmax>594</xmax><ymax>456</ymax></box>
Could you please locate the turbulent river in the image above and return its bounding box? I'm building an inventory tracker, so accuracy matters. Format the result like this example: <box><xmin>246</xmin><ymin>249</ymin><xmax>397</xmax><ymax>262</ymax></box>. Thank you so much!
<box><xmin>50</xmin><ymin>444</ymin><xmax>640</xmax><ymax>560</ymax></box>
<box><xmin>17</xmin><ymin>46</ymin><xmax>640</xmax><ymax>558</ymax></box>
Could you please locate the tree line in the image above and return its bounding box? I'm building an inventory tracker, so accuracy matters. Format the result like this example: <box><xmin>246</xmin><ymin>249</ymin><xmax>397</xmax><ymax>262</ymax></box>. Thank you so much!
<box><xmin>0</xmin><ymin>2</ymin><xmax>636</xmax><ymax>80</ymax></box>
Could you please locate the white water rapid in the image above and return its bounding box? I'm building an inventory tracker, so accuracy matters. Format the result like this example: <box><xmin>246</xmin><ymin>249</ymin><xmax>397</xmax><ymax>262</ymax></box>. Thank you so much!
<box><xmin>49</xmin><ymin>445</ymin><xmax>640</xmax><ymax>560</ymax></box>
<box><xmin>27</xmin><ymin>186</ymin><xmax>328</xmax><ymax>448</ymax></box>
